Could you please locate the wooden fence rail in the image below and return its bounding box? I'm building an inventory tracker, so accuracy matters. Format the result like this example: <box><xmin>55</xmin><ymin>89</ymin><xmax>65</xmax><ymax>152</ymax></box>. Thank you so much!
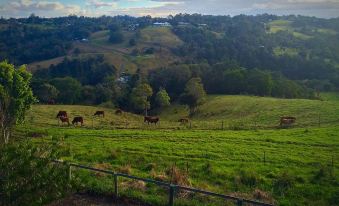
<box><xmin>53</xmin><ymin>160</ymin><xmax>274</xmax><ymax>206</ymax></box>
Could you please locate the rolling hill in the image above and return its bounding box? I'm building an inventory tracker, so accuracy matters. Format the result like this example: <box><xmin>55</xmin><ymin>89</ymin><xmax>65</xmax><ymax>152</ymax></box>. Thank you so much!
<box><xmin>28</xmin><ymin>26</ymin><xmax>182</xmax><ymax>74</ymax></box>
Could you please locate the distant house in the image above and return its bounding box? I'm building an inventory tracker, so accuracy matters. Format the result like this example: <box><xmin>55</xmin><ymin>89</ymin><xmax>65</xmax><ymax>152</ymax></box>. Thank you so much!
<box><xmin>178</xmin><ymin>22</ymin><xmax>190</xmax><ymax>26</ymax></box>
<box><xmin>81</xmin><ymin>38</ymin><xmax>89</xmax><ymax>42</ymax></box>
<box><xmin>198</xmin><ymin>23</ymin><xmax>208</xmax><ymax>27</ymax></box>
<box><xmin>153</xmin><ymin>22</ymin><xmax>172</xmax><ymax>27</ymax></box>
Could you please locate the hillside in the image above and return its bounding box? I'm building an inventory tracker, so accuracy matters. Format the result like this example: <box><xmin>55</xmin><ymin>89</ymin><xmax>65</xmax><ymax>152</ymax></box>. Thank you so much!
<box><xmin>26</xmin><ymin>94</ymin><xmax>339</xmax><ymax>130</ymax></box>
<box><xmin>28</xmin><ymin>26</ymin><xmax>182</xmax><ymax>73</ymax></box>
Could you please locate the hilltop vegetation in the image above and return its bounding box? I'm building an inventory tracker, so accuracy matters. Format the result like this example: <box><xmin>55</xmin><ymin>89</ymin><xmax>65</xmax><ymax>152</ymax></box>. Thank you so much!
<box><xmin>1</xmin><ymin>14</ymin><xmax>339</xmax><ymax>111</ymax></box>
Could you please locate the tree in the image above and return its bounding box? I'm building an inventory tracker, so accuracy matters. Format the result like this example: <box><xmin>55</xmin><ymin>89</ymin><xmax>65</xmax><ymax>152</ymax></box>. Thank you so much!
<box><xmin>129</xmin><ymin>38</ymin><xmax>136</xmax><ymax>46</ymax></box>
<box><xmin>109</xmin><ymin>24</ymin><xmax>124</xmax><ymax>44</ymax></box>
<box><xmin>34</xmin><ymin>83</ymin><xmax>59</xmax><ymax>103</ymax></box>
<box><xmin>50</xmin><ymin>77</ymin><xmax>81</xmax><ymax>104</ymax></box>
<box><xmin>155</xmin><ymin>88</ymin><xmax>170</xmax><ymax>108</ymax></box>
<box><xmin>0</xmin><ymin>61</ymin><xmax>35</xmax><ymax>144</ymax></box>
<box><xmin>130</xmin><ymin>83</ymin><xmax>153</xmax><ymax>115</ymax></box>
<box><xmin>181</xmin><ymin>78</ymin><xmax>206</xmax><ymax>114</ymax></box>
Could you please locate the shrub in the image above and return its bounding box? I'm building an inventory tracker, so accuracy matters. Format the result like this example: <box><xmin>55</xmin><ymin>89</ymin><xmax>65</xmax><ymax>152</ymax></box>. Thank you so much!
<box><xmin>235</xmin><ymin>169</ymin><xmax>261</xmax><ymax>187</ymax></box>
<box><xmin>273</xmin><ymin>171</ymin><xmax>295</xmax><ymax>195</ymax></box>
<box><xmin>0</xmin><ymin>141</ymin><xmax>72</xmax><ymax>206</ymax></box>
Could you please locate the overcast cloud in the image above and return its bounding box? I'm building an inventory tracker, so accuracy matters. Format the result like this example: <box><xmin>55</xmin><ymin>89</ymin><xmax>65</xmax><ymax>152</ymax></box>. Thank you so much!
<box><xmin>0</xmin><ymin>0</ymin><xmax>338</xmax><ymax>18</ymax></box>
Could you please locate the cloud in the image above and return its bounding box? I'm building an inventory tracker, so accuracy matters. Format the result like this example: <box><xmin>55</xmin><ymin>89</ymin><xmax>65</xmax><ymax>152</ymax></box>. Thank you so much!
<box><xmin>86</xmin><ymin>0</ymin><xmax>118</xmax><ymax>9</ymax></box>
<box><xmin>0</xmin><ymin>0</ymin><xmax>82</xmax><ymax>17</ymax></box>
<box><xmin>0</xmin><ymin>0</ymin><xmax>338</xmax><ymax>18</ymax></box>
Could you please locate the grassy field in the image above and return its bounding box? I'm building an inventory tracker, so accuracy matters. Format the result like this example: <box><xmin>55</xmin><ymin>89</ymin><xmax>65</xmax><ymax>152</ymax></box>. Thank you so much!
<box><xmin>17</xmin><ymin>94</ymin><xmax>339</xmax><ymax>206</ymax></box>
<box><xmin>273</xmin><ymin>47</ymin><xmax>299</xmax><ymax>57</ymax></box>
<box><xmin>28</xmin><ymin>26</ymin><xmax>181</xmax><ymax>73</ymax></box>
<box><xmin>268</xmin><ymin>20</ymin><xmax>312</xmax><ymax>40</ymax></box>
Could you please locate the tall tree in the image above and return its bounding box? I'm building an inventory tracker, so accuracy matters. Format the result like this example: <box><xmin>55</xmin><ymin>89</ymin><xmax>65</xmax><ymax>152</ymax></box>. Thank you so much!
<box><xmin>34</xmin><ymin>83</ymin><xmax>59</xmax><ymax>103</ymax></box>
<box><xmin>155</xmin><ymin>88</ymin><xmax>171</xmax><ymax>108</ymax></box>
<box><xmin>130</xmin><ymin>83</ymin><xmax>153</xmax><ymax>115</ymax></box>
<box><xmin>50</xmin><ymin>77</ymin><xmax>82</xmax><ymax>104</ymax></box>
<box><xmin>181</xmin><ymin>78</ymin><xmax>206</xmax><ymax>115</ymax></box>
<box><xmin>0</xmin><ymin>61</ymin><xmax>35</xmax><ymax>144</ymax></box>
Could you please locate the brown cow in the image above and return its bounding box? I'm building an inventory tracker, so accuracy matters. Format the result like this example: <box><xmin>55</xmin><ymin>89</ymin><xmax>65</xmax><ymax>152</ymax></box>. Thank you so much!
<box><xmin>115</xmin><ymin>109</ymin><xmax>123</xmax><ymax>115</ymax></box>
<box><xmin>48</xmin><ymin>99</ymin><xmax>55</xmax><ymax>105</ymax></box>
<box><xmin>59</xmin><ymin>116</ymin><xmax>70</xmax><ymax>126</ymax></box>
<box><xmin>94</xmin><ymin>111</ymin><xmax>105</xmax><ymax>117</ymax></box>
<box><xmin>56</xmin><ymin>111</ymin><xmax>67</xmax><ymax>118</ymax></box>
<box><xmin>72</xmin><ymin>117</ymin><xmax>84</xmax><ymax>126</ymax></box>
<box><xmin>179</xmin><ymin>118</ymin><xmax>189</xmax><ymax>124</ymax></box>
<box><xmin>280</xmin><ymin>116</ymin><xmax>296</xmax><ymax>126</ymax></box>
<box><xmin>144</xmin><ymin>116</ymin><xmax>159</xmax><ymax>125</ymax></box>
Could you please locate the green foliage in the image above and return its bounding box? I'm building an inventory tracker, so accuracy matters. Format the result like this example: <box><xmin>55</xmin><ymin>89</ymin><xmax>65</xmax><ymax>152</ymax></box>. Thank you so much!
<box><xmin>0</xmin><ymin>61</ymin><xmax>35</xmax><ymax>144</ymax></box>
<box><xmin>155</xmin><ymin>88</ymin><xmax>171</xmax><ymax>108</ymax></box>
<box><xmin>34</xmin><ymin>83</ymin><xmax>59</xmax><ymax>103</ymax></box>
<box><xmin>273</xmin><ymin>171</ymin><xmax>296</xmax><ymax>195</ymax></box>
<box><xmin>246</xmin><ymin>69</ymin><xmax>273</xmax><ymax>96</ymax></box>
<box><xmin>181</xmin><ymin>78</ymin><xmax>206</xmax><ymax>113</ymax></box>
<box><xmin>35</xmin><ymin>56</ymin><xmax>117</xmax><ymax>85</ymax></box>
<box><xmin>0</xmin><ymin>141</ymin><xmax>72</xmax><ymax>206</ymax></box>
<box><xmin>50</xmin><ymin>77</ymin><xmax>82</xmax><ymax>104</ymax></box>
<box><xmin>130</xmin><ymin>83</ymin><xmax>153</xmax><ymax>113</ymax></box>
<box><xmin>108</xmin><ymin>24</ymin><xmax>124</xmax><ymax>44</ymax></box>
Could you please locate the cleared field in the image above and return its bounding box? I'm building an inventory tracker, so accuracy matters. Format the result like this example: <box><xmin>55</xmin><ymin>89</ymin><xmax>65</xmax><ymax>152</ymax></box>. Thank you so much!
<box><xmin>17</xmin><ymin>94</ymin><xmax>339</xmax><ymax>205</ymax></box>
<box><xmin>28</xmin><ymin>26</ymin><xmax>181</xmax><ymax>74</ymax></box>
<box><xmin>268</xmin><ymin>20</ymin><xmax>312</xmax><ymax>39</ymax></box>
<box><xmin>140</xmin><ymin>27</ymin><xmax>183</xmax><ymax>48</ymax></box>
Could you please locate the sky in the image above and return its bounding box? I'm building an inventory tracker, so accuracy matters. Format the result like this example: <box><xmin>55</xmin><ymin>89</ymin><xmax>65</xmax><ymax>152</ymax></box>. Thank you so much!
<box><xmin>0</xmin><ymin>0</ymin><xmax>339</xmax><ymax>18</ymax></box>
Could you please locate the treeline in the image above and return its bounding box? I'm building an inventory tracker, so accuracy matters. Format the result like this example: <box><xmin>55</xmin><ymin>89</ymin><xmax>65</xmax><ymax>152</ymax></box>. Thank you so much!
<box><xmin>32</xmin><ymin>56</ymin><xmax>313</xmax><ymax>115</ymax></box>
<box><xmin>150</xmin><ymin>62</ymin><xmax>313</xmax><ymax>99</ymax></box>
<box><xmin>172</xmin><ymin>16</ymin><xmax>339</xmax><ymax>86</ymax></box>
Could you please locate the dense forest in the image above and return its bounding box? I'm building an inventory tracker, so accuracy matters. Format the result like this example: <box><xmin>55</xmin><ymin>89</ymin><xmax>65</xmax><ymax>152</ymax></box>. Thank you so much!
<box><xmin>1</xmin><ymin>14</ymin><xmax>339</xmax><ymax>113</ymax></box>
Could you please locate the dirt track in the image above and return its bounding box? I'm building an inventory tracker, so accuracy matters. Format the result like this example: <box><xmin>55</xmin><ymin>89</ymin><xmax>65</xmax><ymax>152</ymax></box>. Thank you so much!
<box><xmin>47</xmin><ymin>193</ymin><xmax>150</xmax><ymax>206</ymax></box>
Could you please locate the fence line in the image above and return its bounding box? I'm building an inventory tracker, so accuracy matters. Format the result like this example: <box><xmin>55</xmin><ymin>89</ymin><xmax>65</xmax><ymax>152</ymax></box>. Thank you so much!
<box><xmin>53</xmin><ymin>160</ymin><xmax>274</xmax><ymax>206</ymax></box>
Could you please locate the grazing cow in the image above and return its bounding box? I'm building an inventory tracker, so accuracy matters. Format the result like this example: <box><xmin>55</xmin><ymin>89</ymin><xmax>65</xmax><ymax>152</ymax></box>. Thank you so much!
<box><xmin>144</xmin><ymin>116</ymin><xmax>159</xmax><ymax>125</ymax></box>
<box><xmin>59</xmin><ymin>116</ymin><xmax>70</xmax><ymax>126</ymax></box>
<box><xmin>94</xmin><ymin>111</ymin><xmax>105</xmax><ymax>117</ymax></box>
<box><xmin>48</xmin><ymin>99</ymin><xmax>55</xmax><ymax>105</ymax></box>
<box><xmin>280</xmin><ymin>116</ymin><xmax>296</xmax><ymax>126</ymax></box>
<box><xmin>72</xmin><ymin>117</ymin><xmax>84</xmax><ymax>126</ymax></box>
<box><xmin>115</xmin><ymin>109</ymin><xmax>123</xmax><ymax>115</ymax></box>
<box><xmin>179</xmin><ymin>118</ymin><xmax>189</xmax><ymax>124</ymax></box>
<box><xmin>56</xmin><ymin>111</ymin><xmax>67</xmax><ymax>118</ymax></box>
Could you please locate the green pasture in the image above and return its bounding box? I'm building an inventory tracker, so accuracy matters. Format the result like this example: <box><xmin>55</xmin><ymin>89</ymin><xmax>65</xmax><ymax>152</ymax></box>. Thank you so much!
<box><xmin>17</xmin><ymin>94</ymin><xmax>339</xmax><ymax>205</ymax></box>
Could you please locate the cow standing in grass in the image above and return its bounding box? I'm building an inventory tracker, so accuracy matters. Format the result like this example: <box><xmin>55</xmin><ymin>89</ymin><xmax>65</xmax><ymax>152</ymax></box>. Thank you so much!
<box><xmin>59</xmin><ymin>116</ymin><xmax>70</xmax><ymax>126</ymax></box>
<box><xmin>94</xmin><ymin>111</ymin><xmax>105</xmax><ymax>117</ymax></box>
<box><xmin>72</xmin><ymin>117</ymin><xmax>84</xmax><ymax>126</ymax></box>
<box><xmin>56</xmin><ymin>111</ymin><xmax>67</xmax><ymax>118</ymax></box>
<box><xmin>144</xmin><ymin>116</ymin><xmax>159</xmax><ymax>125</ymax></box>
<box><xmin>280</xmin><ymin>116</ymin><xmax>296</xmax><ymax>127</ymax></box>
<box><xmin>179</xmin><ymin>118</ymin><xmax>189</xmax><ymax>124</ymax></box>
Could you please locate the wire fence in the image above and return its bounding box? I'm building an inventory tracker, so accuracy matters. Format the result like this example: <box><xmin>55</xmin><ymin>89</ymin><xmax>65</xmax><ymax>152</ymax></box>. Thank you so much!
<box><xmin>53</xmin><ymin>160</ymin><xmax>274</xmax><ymax>206</ymax></box>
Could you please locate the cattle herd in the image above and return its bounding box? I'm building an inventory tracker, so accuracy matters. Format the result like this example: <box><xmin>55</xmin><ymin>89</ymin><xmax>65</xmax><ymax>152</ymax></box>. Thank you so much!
<box><xmin>56</xmin><ymin>110</ymin><xmax>296</xmax><ymax>128</ymax></box>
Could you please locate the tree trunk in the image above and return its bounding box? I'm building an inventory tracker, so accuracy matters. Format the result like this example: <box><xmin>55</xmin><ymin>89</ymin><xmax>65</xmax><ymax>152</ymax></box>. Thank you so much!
<box><xmin>2</xmin><ymin>127</ymin><xmax>10</xmax><ymax>144</ymax></box>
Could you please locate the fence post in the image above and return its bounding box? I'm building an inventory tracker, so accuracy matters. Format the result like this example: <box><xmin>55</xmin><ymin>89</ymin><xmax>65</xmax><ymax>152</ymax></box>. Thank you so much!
<box><xmin>221</xmin><ymin>121</ymin><xmax>224</xmax><ymax>130</ymax></box>
<box><xmin>68</xmin><ymin>164</ymin><xmax>72</xmax><ymax>181</ymax></box>
<box><xmin>237</xmin><ymin>199</ymin><xmax>243</xmax><ymax>206</ymax></box>
<box><xmin>114</xmin><ymin>174</ymin><xmax>118</xmax><ymax>199</ymax></box>
<box><xmin>168</xmin><ymin>185</ymin><xmax>176</xmax><ymax>206</ymax></box>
